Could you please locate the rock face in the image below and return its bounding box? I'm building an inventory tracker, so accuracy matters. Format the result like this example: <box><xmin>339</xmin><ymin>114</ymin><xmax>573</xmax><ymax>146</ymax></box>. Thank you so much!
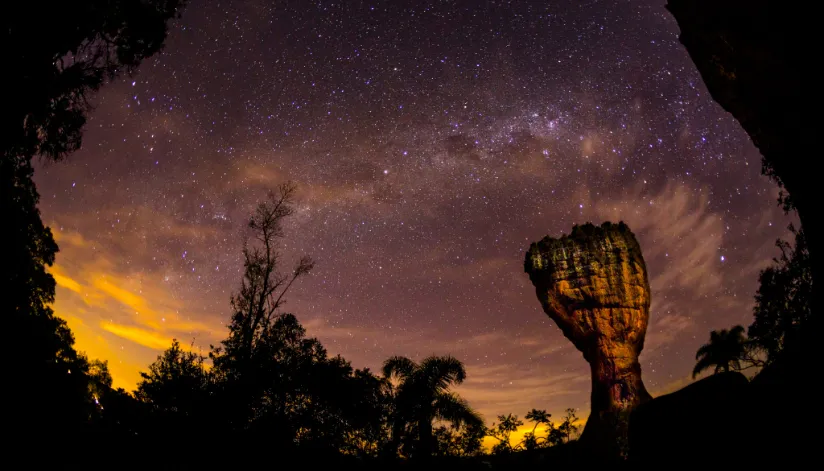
<box><xmin>665</xmin><ymin>0</ymin><xmax>820</xmax><ymax>317</ymax></box>
<box><xmin>524</xmin><ymin>222</ymin><xmax>651</xmax><ymax>458</ymax></box>
<box><xmin>629</xmin><ymin>372</ymin><xmax>749</xmax><ymax>465</ymax></box>
<box><xmin>665</xmin><ymin>4</ymin><xmax>820</xmax><ymax>460</ymax></box>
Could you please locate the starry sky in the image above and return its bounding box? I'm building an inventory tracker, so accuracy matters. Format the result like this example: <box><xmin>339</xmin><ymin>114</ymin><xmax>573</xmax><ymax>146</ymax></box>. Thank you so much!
<box><xmin>36</xmin><ymin>0</ymin><xmax>791</xmax><ymax>424</ymax></box>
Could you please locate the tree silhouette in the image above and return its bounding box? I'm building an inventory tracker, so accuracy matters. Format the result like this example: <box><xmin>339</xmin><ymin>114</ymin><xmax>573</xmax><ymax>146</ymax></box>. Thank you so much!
<box><xmin>489</xmin><ymin>407</ymin><xmax>580</xmax><ymax>454</ymax></box>
<box><xmin>489</xmin><ymin>413</ymin><xmax>524</xmax><ymax>455</ymax></box>
<box><xmin>136</xmin><ymin>339</ymin><xmax>209</xmax><ymax>437</ymax></box>
<box><xmin>205</xmin><ymin>184</ymin><xmax>394</xmax><ymax>454</ymax></box>
<box><xmin>214</xmin><ymin>311</ymin><xmax>389</xmax><ymax>452</ymax></box>
<box><xmin>522</xmin><ymin>409</ymin><xmax>552</xmax><ymax>450</ymax></box>
<box><xmin>382</xmin><ymin>355</ymin><xmax>483</xmax><ymax>459</ymax></box>
<box><xmin>3</xmin><ymin>161</ymin><xmax>97</xmax><ymax>432</ymax></box>
<box><xmin>143</xmin><ymin>184</ymin><xmax>390</xmax><ymax>456</ymax></box>
<box><xmin>433</xmin><ymin>421</ymin><xmax>486</xmax><ymax>457</ymax></box>
<box><xmin>3</xmin><ymin>1</ymin><xmax>186</xmax><ymax>162</ymax></box>
<box><xmin>3</xmin><ymin>156</ymin><xmax>84</xmax><ymax>436</ymax></box>
<box><xmin>749</xmin><ymin>226</ymin><xmax>812</xmax><ymax>364</ymax></box>
<box><xmin>209</xmin><ymin>182</ymin><xmax>315</xmax><ymax>432</ymax></box>
<box><xmin>556</xmin><ymin>408</ymin><xmax>580</xmax><ymax>444</ymax></box>
<box><xmin>3</xmin><ymin>1</ymin><xmax>185</xmax><ymax>443</ymax></box>
<box><xmin>693</xmin><ymin>325</ymin><xmax>749</xmax><ymax>378</ymax></box>
<box><xmin>3</xmin><ymin>1</ymin><xmax>186</xmax><ymax>316</ymax></box>
<box><xmin>210</xmin><ymin>182</ymin><xmax>314</xmax><ymax>374</ymax></box>
<box><xmin>87</xmin><ymin>359</ymin><xmax>114</xmax><ymax>403</ymax></box>
<box><xmin>338</xmin><ymin>368</ymin><xmax>393</xmax><ymax>457</ymax></box>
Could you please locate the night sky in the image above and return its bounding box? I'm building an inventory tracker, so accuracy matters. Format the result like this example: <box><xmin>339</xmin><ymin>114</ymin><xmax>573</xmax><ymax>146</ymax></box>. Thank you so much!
<box><xmin>36</xmin><ymin>0</ymin><xmax>790</xmax><ymax>423</ymax></box>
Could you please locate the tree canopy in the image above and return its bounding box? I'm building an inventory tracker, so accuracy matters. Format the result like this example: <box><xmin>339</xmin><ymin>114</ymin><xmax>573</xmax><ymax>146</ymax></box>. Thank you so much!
<box><xmin>693</xmin><ymin>325</ymin><xmax>749</xmax><ymax>378</ymax></box>
<box><xmin>749</xmin><ymin>226</ymin><xmax>812</xmax><ymax>364</ymax></box>
<box><xmin>3</xmin><ymin>0</ymin><xmax>186</xmax><ymax>162</ymax></box>
<box><xmin>3</xmin><ymin>0</ymin><xmax>185</xmax><ymax>444</ymax></box>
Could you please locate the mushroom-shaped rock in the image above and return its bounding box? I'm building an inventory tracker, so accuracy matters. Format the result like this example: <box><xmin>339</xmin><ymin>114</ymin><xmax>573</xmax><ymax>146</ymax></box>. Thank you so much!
<box><xmin>524</xmin><ymin>221</ymin><xmax>652</xmax><ymax>458</ymax></box>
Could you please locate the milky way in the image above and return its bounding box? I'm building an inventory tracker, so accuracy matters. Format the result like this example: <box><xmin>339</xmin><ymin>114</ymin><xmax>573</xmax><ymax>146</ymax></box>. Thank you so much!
<box><xmin>35</xmin><ymin>0</ymin><xmax>791</xmax><ymax>422</ymax></box>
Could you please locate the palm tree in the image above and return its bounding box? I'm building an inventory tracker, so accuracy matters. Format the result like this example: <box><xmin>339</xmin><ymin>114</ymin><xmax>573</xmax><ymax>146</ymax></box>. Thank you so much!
<box><xmin>693</xmin><ymin>325</ymin><xmax>749</xmax><ymax>378</ymax></box>
<box><xmin>382</xmin><ymin>355</ymin><xmax>483</xmax><ymax>459</ymax></box>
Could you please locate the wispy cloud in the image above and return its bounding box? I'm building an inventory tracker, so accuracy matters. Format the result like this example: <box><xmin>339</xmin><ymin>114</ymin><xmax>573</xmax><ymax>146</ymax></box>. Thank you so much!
<box><xmin>48</xmin><ymin>228</ymin><xmax>222</xmax><ymax>388</ymax></box>
<box><xmin>593</xmin><ymin>183</ymin><xmax>727</xmax><ymax>352</ymax></box>
<box><xmin>594</xmin><ymin>183</ymin><xmax>725</xmax><ymax>296</ymax></box>
<box><xmin>100</xmin><ymin>322</ymin><xmax>182</xmax><ymax>351</ymax></box>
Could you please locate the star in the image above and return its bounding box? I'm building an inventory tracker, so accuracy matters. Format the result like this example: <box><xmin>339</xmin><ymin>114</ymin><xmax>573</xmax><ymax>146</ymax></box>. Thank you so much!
<box><xmin>38</xmin><ymin>0</ymin><xmax>791</xmax><ymax>421</ymax></box>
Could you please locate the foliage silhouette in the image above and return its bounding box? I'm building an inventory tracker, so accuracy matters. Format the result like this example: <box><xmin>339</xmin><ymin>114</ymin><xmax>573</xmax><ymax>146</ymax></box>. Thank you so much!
<box><xmin>87</xmin><ymin>359</ymin><xmax>114</xmax><ymax>401</ymax></box>
<box><xmin>749</xmin><ymin>226</ymin><xmax>812</xmax><ymax>364</ymax></box>
<box><xmin>433</xmin><ymin>421</ymin><xmax>487</xmax><ymax>458</ymax></box>
<box><xmin>3</xmin><ymin>0</ymin><xmax>185</xmax><ymax>445</ymax></box>
<box><xmin>208</xmin><ymin>182</ymin><xmax>318</xmax><ymax>433</ymax></box>
<box><xmin>3</xmin><ymin>155</ymin><xmax>82</xmax><ymax>435</ymax></box>
<box><xmin>210</xmin><ymin>183</ymin><xmax>314</xmax><ymax>379</ymax></box>
<box><xmin>135</xmin><ymin>339</ymin><xmax>210</xmax><ymax>438</ymax></box>
<box><xmin>199</xmin><ymin>183</ymin><xmax>392</xmax><ymax>455</ymax></box>
<box><xmin>523</xmin><ymin>409</ymin><xmax>551</xmax><ymax>450</ymax></box>
<box><xmin>4</xmin><ymin>175</ymin><xmax>591</xmax><ymax>467</ymax></box>
<box><xmin>3</xmin><ymin>157</ymin><xmax>105</xmax><ymax>434</ymax></box>
<box><xmin>556</xmin><ymin>408</ymin><xmax>580</xmax><ymax>444</ymax></box>
<box><xmin>489</xmin><ymin>408</ymin><xmax>580</xmax><ymax>455</ymax></box>
<box><xmin>489</xmin><ymin>413</ymin><xmax>524</xmax><ymax>455</ymax></box>
<box><xmin>3</xmin><ymin>1</ymin><xmax>186</xmax><ymax>162</ymax></box>
<box><xmin>125</xmin><ymin>185</ymin><xmax>393</xmax><ymax>458</ymax></box>
<box><xmin>383</xmin><ymin>355</ymin><xmax>483</xmax><ymax>459</ymax></box>
<box><xmin>693</xmin><ymin>326</ymin><xmax>749</xmax><ymax>378</ymax></box>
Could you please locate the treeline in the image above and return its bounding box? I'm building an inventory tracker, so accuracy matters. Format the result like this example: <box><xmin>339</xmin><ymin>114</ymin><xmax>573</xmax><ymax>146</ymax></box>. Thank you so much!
<box><xmin>487</xmin><ymin>409</ymin><xmax>579</xmax><ymax>454</ymax></box>
<box><xmin>11</xmin><ymin>183</ymin><xmax>579</xmax><ymax>464</ymax></box>
<box><xmin>3</xmin><ymin>0</ymin><xmax>186</xmax><ymax>450</ymax></box>
<box><xmin>0</xmin><ymin>3</ymin><xmax>582</xmax><ymax>460</ymax></box>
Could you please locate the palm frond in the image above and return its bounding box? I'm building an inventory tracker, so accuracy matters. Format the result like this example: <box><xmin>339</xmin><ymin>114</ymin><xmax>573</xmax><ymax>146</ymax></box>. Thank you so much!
<box><xmin>694</xmin><ymin>324</ymin><xmax>751</xmax><ymax>378</ymax></box>
<box><xmin>383</xmin><ymin>356</ymin><xmax>417</xmax><ymax>381</ymax></box>
<box><xmin>421</xmin><ymin>355</ymin><xmax>467</xmax><ymax>390</ymax></box>
<box><xmin>692</xmin><ymin>356</ymin><xmax>714</xmax><ymax>378</ymax></box>
<box><xmin>695</xmin><ymin>343</ymin><xmax>712</xmax><ymax>359</ymax></box>
<box><xmin>433</xmin><ymin>391</ymin><xmax>484</xmax><ymax>430</ymax></box>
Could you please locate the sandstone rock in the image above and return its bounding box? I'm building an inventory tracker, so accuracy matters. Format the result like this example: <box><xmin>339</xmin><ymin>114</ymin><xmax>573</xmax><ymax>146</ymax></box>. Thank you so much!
<box><xmin>524</xmin><ymin>221</ymin><xmax>651</xmax><ymax>458</ymax></box>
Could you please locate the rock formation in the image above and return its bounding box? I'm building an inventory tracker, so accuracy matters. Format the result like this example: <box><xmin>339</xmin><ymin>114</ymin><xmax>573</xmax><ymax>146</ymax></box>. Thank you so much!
<box><xmin>629</xmin><ymin>372</ymin><xmax>749</xmax><ymax>466</ymax></box>
<box><xmin>666</xmin><ymin>3</ymin><xmax>820</xmax><ymax>460</ymax></box>
<box><xmin>524</xmin><ymin>222</ymin><xmax>651</xmax><ymax>458</ymax></box>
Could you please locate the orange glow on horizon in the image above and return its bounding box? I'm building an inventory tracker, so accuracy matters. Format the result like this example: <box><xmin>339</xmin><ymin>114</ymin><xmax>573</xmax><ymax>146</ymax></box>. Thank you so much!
<box><xmin>48</xmin><ymin>228</ymin><xmax>220</xmax><ymax>390</ymax></box>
